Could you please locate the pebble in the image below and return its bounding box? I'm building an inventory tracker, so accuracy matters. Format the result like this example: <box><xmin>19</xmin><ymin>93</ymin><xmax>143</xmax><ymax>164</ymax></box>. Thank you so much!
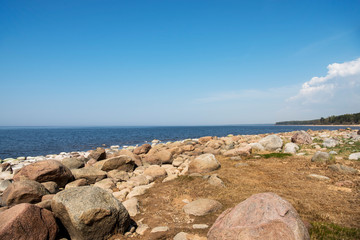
<box><xmin>192</xmin><ymin>224</ymin><xmax>209</xmax><ymax>229</ymax></box>
<box><xmin>151</xmin><ymin>226</ymin><xmax>169</xmax><ymax>233</ymax></box>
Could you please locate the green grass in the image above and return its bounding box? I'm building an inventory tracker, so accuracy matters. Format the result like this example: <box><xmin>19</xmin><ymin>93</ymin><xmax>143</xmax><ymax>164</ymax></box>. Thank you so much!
<box><xmin>260</xmin><ymin>153</ymin><xmax>292</xmax><ymax>159</ymax></box>
<box><xmin>310</xmin><ymin>222</ymin><xmax>360</xmax><ymax>240</ymax></box>
<box><xmin>328</xmin><ymin>140</ymin><xmax>360</xmax><ymax>157</ymax></box>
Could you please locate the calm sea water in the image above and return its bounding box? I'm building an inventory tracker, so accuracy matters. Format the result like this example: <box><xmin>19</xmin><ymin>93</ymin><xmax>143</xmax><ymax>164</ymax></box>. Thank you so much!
<box><xmin>0</xmin><ymin>125</ymin><xmax>358</xmax><ymax>159</ymax></box>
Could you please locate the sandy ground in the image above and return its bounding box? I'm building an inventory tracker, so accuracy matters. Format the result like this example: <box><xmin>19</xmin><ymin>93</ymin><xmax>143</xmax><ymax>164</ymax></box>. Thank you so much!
<box><xmin>110</xmin><ymin>154</ymin><xmax>360</xmax><ymax>240</ymax></box>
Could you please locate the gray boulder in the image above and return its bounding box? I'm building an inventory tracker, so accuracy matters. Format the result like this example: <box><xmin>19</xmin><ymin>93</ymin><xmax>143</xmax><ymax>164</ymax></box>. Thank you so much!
<box><xmin>62</xmin><ymin>158</ymin><xmax>85</xmax><ymax>169</ymax></box>
<box><xmin>311</xmin><ymin>151</ymin><xmax>331</xmax><ymax>163</ymax></box>
<box><xmin>283</xmin><ymin>142</ymin><xmax>299</xmax><ymax>154</ymax></box>
<box><xmin>349</xmin><ymin>152</ymin><xmax>360</xmax><ymax>160</ymax></box>
<box><xmin>329</xmin><ymin>164</ymin><xmax>358</xmax><ymax>174</ymax></box>
<box><xmin>259</xmin><ymin>135</ymin><xmax>283</xmax><ymax>151</ymax></box>
<box><xmin>51</xmin><ymin>186</ymin><xmax>130</xmax><ymax>240</ymax></box>
<box><xmin>322</xmin><ymin>138</ymin><xmax>338</xmax><ymax>148</ymax></box>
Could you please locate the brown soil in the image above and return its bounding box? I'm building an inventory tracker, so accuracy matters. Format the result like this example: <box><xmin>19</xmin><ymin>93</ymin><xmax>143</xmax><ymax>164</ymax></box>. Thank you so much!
<box><xmin>111</xmin><ymin>155</ymin><xmax>360</xmax><ymax>239</ymax></box>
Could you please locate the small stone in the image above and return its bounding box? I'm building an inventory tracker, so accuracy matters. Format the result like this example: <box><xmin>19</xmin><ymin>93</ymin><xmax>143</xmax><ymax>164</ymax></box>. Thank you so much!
<box><xmin>307</xmin><ymin>174</ymin><xmax>330</xmax><ymax>181</ymax></box>
<box><xmin>192</xmin><ymin>224</ymin><xmax>209</xmax><ymax>229</ymax></box>
<box><xmin>183</xmin><ymin>199</ymin><xmax>222</xmax><ymax>216</ymax></box>
<box><xmin>151</xmin><ymin>226</ymin><xmax>169</xmax><ymax>233</ymax></box>
<box><xmin>136</xmin><ymin>223</ymin><xmax>149</xmax><ymax>235</ymax></box>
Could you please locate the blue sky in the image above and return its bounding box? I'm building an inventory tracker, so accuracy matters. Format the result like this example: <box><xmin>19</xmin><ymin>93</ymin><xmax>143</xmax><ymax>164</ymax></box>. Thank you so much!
<box><xmin>0</xmin><ymin>0</ymin><xmax>359</xmax><ymax>126</ymax></box>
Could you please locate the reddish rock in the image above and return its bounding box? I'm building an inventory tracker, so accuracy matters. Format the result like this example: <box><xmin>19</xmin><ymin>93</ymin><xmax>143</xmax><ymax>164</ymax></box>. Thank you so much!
<box><xmin>223</xmin><ymin>145</ymin><xmax>252</xmax><ymax>157</ymax></box>
<box><xmin>0</xmin><ymin>203</ymin><xmax>57</xmax><ymax>240</ymax></box>
<box><xmin>199</xmin><ymin>136</ymin><xmax>213</xmax><ymax>144</ymax></box>
<box><xmin>208</xmin><ymin>192</ymin><xmax>310</xmax><ymax>240</ymax></box>
<box><xmin>93</xmin><ymin>155</ymin><xmax>136</xmax><ymax>172</ymax></box>
<box><xmin>88</xmin><ymin>147</ymin><xmax>106</xmax><ymax>161</ymax></box>
<box><xmin>291</xmin><ymin>131</ymin><xmax>313</xmax><ymax>145</ymax></box>
<box><xmin>143</xmin><ymin>150</ymin><xmax>173</xmax><ymax>165</ymax></box>
<box><xmin>182</xmin><ymin>145</ymin><xmax>195</xmax><ymax>152</ymax></box>
<box><xmin>13</xmin><ymin>160</ymin><xmax>74</xmax><ymax>188</ymax></box>
<box><xmin>117</xmin><ymin>149</ymin><xmax>142</xmax><ymax>166</ymax></box>
<box><xmin>2</xmin><ymin>180</ymin><xmax>49</xmax><ymax>206</ymax></box>
<box><xmin>134</xmin><ymin>144</ymin><xmax>152</xmax><ymax>155</ymax></box>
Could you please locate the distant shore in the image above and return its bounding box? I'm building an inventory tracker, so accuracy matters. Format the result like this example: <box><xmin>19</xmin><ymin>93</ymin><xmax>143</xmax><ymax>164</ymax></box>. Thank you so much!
<box><xmin>276</xmin><ymin>124</ymin><xmax>360</xmax><ymax>127</ymax></box>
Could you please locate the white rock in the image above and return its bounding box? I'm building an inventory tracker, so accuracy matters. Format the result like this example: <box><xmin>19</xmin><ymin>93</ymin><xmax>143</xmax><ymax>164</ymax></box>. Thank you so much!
<box><xmin>308</xmin><ymin>174</ymin><xmax>330</xmax><ymax>181</ymax></box>
<box><xmin>151</xmin><ymin>226</ymin><xmax>169</xmax><ymax>233</ymax></box>
<box><xmin>283</xmin><ymin>143</ymin><xmax>299</xmax><ymax>154</ymax></box>
<box><xmin>349</xmin><ymin>152</ymin><xmax>360</xmax><ymax>160</ymax></box>
<box><xmin>323</xmin><ymin>138</ymin><xmax>338</xmax><ymax>148</ymax></box>
<box><xmin>122</xmin><ymin>197</ymin><xmax>140</xmax><ymax>217</ymax></box>
<box><xmin>192</xmin><ymin>224</ymin><xmax>209</xmax><ymax>229</ymax></box>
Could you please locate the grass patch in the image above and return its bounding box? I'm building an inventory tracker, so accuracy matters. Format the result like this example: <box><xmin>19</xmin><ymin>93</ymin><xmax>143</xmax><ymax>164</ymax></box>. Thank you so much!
<box><xmin>313</xmin><ymin>138</ymin><xmax>324</xmax><ymax>144</ymax></box>
<box><xmin>310</xmin><ymin>222</ymin><xmax>360</xmax><ymax>240</ymax></box>
<box><xmin>260</xmin><ymin>153</ymin><xmax>292</xmax><ymax>159</ymax></box>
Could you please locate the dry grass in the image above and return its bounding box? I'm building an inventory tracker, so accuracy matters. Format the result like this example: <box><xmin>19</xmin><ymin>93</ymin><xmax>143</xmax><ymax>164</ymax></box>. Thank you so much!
<box><xmin>111</xmin><ymin>154</ymin><xmax>360</xmax><ymax>239</ymax></box>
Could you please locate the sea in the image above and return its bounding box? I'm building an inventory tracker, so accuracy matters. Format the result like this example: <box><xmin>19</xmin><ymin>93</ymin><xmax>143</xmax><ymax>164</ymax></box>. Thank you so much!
<box><xmin>0</xmin><ymin>125</ymin><xmax>359</xmax><ymax>159</ymax></box>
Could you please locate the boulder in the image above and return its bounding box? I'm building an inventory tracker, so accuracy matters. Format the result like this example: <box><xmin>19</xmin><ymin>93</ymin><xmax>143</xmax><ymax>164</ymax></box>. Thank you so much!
<box><xmin>223</xmin><ymin>145</ymin><xmax>251</xmax><ymax>157</ymax></box>
<box><xmin>94</xmin><ymin>178</ymin><xmax>116</xmax><ymax>192</ymax></box>
<box><xmin>65</xmin><ymin>178</ymin><xmax>88</xmax><ymax>189</ymax></box>
<box><xmin>93</xmin><ymin>155</ymin><xmax>135</xmax><ymax>172</ymax></box>
<box><xmin>122</xmin><ymin>197</ymin><xmax>139</xmax><ymax>217</ymax></box>
<box><xmin>207</xmin><ymin>192</ymin><xmax>310</xmax><ymax>240</ymax></box>
<box><xmin>349</xmin><ymin>152</ymin><xmax>360</xmax><ymax>160</ymax></box>
<box><xmin>0</xmin><ymin>180</ymin><xmax>12</xmax><ymax>192</ymax></box>
<box><xmin>13</xmin><ymin>160</ymin><xmax>74</xmax><ymax>188</ymax></box>
<box><xmin>88</xmin><ymin>147</ymin><xmax>106</xmax><ymax>161</ymax></box>
<box><xmin>71</xmin><ymin>167</ymin><xmax>107</xmax><ymax>184</ymax></box>
<box><xmin>116</xmin><ymin>149</ymin><xmax>142</xmax><ymax>166</ymax></box>
<box><xmin>328</xmin><ymin>164</ymin><xmax>358</xmax><ymax>174</ymax></box>
<box><xmin>0</xmin><ymin>203</ymin><xmax>57</xmax><ymax>240</ymax></box>
<box><xmin>249</xmin><ymin>143</ymin><xmax>265</xmax><ymax>153</ymax></box>
<box><xmin>133</xmin><ymin>144</ymin><xmax>152</xmax><ymax>155</ymax></box>
<box><xmin>259</xmin><ymin>135</ymin><xmax>283</xmax><ymax>151</ymax></box>
<box><xmin>107</xmin><ymin>170</ymin><xmax>130</xmax><ymax>182</ymax></box>
<box><xmin>62</xmin><ymin>157</ymin><xmax>85</xmax><ymax>169</ymax></box>
<box><xmin>284</xmin><ymin>143</ymin><xmax>299</xmax><ymax>154</ymax></box>
<box><xmin>41</xmin><ymin>181</ymin><xmax>59</xmax><ymax>194</ymax></box>
<box><xmin>52</xmin><ymin>186</ymin><xmax>130</xmax><ymax>240</ymax></box>
<box><xmin>2</xmin><ymin>180</ymin><xmax>49</xmax><ymax>206</ymax></box>
<box><xmin>311</xmin><ymin>151</ymin><xmax>331</xmax><ymax>163</ymax></box>
<box><xmin>188</xmin><ymin>154</ymin><xmax>221</xmax><ymax>174</ymax></box>
<box><xmin>322</xmin><ymin>138</ymin><xmax>338</xmax><ymax>148</ymax></box>
<box><xmin>183</xmin><ymin>199</ymin><xmax>222</xmax><ymax>216</ymax></box>
<box><xmin>143</xmin><ymin>150</ymin><xmax>173</xmax><ymax>165</ymax></box>
<box><xmin>199</xmin><ymin>136</ymin><xmax>213</xmax><ymax>144</ymax></box>
<box><xmin>143</xmin><ymin>165</ymin><xmax>167</xmax><ymax>179</ymax></box>
<box><xmin>291</xmin><ymin>131</ymin><xmax>312</xmax><ymax>144</ymax></box>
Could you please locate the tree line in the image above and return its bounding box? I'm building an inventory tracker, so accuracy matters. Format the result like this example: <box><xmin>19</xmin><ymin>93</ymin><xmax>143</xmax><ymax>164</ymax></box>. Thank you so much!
<box><xmin>276</xmin><ymin>112</ymin><xmax>360</xmax><ymax>125</ymax></box>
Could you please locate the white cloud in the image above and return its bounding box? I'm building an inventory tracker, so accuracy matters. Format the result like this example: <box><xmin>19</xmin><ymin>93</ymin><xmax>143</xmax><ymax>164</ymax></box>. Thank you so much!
<box><xmin>289</xmin><ymin>58</ymin><xmax>360</xmax><ymax>103</ymax></box>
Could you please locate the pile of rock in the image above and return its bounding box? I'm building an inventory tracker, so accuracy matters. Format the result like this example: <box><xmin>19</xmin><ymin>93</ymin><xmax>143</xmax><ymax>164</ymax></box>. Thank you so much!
<box><xmin>0</xmin><ymin>128</ymin><xmax>359</xmax><ymax>239</ymax></box>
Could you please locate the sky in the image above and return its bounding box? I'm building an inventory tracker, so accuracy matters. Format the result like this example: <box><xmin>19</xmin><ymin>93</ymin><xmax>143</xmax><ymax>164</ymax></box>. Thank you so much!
<box><xmin>0</xmin><ymin>0</ymin><xmax>359</xmax><ymax>126</ymax></box>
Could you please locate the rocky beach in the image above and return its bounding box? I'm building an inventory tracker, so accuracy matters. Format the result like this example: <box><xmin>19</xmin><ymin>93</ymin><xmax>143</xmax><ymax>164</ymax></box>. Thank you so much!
<box><xmin>0</xmin><ymin>128</ymin><xmax>359</xmax><ymax>240</ymax></box>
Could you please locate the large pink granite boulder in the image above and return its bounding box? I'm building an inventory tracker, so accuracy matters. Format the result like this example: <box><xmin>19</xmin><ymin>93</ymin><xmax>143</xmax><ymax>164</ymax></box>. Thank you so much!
<box><xmin>207</xmin><ymin>192</ymin><xmax>310</xmax><ymax>240</ymax></box>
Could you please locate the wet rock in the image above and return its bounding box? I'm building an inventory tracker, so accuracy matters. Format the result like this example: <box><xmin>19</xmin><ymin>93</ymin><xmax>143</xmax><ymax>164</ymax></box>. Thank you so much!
<box><xmin>207</xmin><ymin>192</ymin><xmax>310</xmax><ymax>240</ymax></box>
<box><xmin>183</xmin><ymin>199</ymin><xmax>222</xmax><ymax>216</ymax></box>
<box><xmin>0</xmin><ymin>203</ymin><xmax>57</xmax><ymax>240</ymax></box>
<box><xmin>71</xmin><ymin>167</ymin><xmax>107</xmax><ymax>184</ymax></box>
<box><xmin>259</xmin><ymin>135</ymin><xmax>283</xmax><ymax>151</ymax></box>
<box><xmin>13</xmin><ymin>160</ymin><xmax>74</xmax><ymax>188</ymax></box>
<box><xmin>2</xmin><ymin>180</ymin><xmax>49</xmax><ymax>206</ymax></box>
<box><xmin>188</xmin><ymin>154</ymin><xmax>221</xmax><ymax>174</ymax></box>
<box><xmin>291</xmin><ymin>131</ymin><xmax>312</xmax><ymax>144</ymax></box>
<box><xmin>52</xmin><ymin>186</ymin><xmax>130</xmax><ymax>240</ymax></box>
